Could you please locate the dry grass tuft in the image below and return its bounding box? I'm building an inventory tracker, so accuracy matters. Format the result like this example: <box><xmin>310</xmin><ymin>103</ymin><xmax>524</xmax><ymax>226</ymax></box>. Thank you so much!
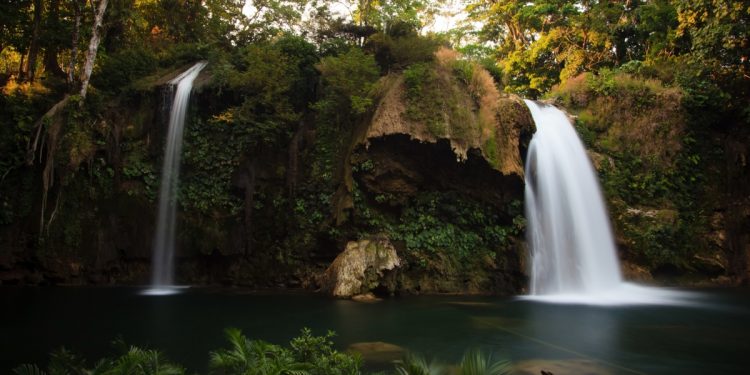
<box><xmin>435</xmin><ymin>47</ymin><xmax>460</xmax><ymax>67</ymax></box>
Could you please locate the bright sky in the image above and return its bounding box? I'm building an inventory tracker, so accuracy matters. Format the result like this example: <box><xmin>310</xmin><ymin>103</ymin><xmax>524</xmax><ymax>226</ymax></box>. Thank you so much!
<box><xmin>429</xmin><ymin>0</ymin><xmax>468</xmax><ymax>33</ymax></box>
<box><xmin>242</xmin><ymin>0</ymin><xmax>468</xmax><ymax>34</ymax></box>
<box><xmin>325</xmin><ymin>0</ymin><xmax>468</xmax><ymax>33</ymax></box>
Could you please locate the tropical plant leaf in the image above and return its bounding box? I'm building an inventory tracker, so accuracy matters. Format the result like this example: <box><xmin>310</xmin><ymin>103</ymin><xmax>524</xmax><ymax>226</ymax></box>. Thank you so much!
<box><xmin>459</xmin><ymin>349</ymin><xmax>511</xmax><ymax>375</ymax></box>
<box><xmin>394</xmin><ymin>353</ymin><xmax>446</xmax><ymax>375</ymax></box>
<box><xmin>13</xmin><ymin>364</ymin><xmax>47</xmax><ymax>375</ymax></box>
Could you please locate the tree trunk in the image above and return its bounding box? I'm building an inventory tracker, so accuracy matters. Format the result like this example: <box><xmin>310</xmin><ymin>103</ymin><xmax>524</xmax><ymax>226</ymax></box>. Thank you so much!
<box><xmin>26</xmin><ymin>0</ymin><xmax>43</xmax><ymax>82</ymax></box>
<box><xmin>18</xmin><ymin>53</ymin><xmax>26</xmax><ymax>79</ymax></box>
<box><xmin>68</xmin><ymin>0</ymin><xmax>85</xmax><ymax>86</ymax></box>
<box><xmin>79</xmin><ymin>0</ymin><xmax>108</xmax><ymax>99</ymax></box>
<box><xmin>43</xmin><ymin>0</ymin><xmax>65</xmax><ymax>78</ymax></box>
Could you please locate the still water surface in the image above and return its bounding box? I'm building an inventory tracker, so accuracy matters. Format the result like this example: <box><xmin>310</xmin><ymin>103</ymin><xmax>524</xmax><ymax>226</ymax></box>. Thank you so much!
<box><xmin>2</xmin><ymin>287</ymin><xmax>748</xmax><ymax>374</ymax></box>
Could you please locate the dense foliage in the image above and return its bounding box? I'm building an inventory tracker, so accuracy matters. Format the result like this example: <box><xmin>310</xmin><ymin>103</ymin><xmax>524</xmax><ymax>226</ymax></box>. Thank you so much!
<box><xmin>465</xmin><ymin>0</ymin><xmax>749</xmax><ymax>105</ymax></box>
<box><xmin>457</xmin><ymin>0</ymin><xmax>747</xmax><ymax>278</ymax></box>
<box><xmin>0</xmin><ymin>0</ymin><xmax>748</xmax><ymax>286</ymax></box>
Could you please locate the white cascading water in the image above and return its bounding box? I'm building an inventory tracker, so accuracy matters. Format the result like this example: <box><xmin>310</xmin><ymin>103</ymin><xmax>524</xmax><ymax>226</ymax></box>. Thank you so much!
<box><xmin>146</xmin><ymin>61</ymin><xmax>207</xmax><ymax>295</ymax></box>
<box><xmin>522</xmin><ymin>100</ymin><xmax>697</xmax><ymax>305</ymax></box>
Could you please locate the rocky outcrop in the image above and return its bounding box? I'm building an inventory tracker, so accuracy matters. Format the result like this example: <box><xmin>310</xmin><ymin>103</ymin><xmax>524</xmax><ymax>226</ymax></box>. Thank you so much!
<box><xmin>323</xmin><ymin>53</ymin><xmax>534</xmax><ymax>295</ymax></box>
<box><xmin>320</xmin><ymin>236</ymin><xmax>401</xmax><ymax>298</ymax></box>
<box><xmin>350</xmin><ymin>52</ymin><xmax>534</xmax><ymax>209</ymax></box>
<box><xmin>363</xmin><ymin>51</ymin><xmax>534</xmax><ymax>178</ymax></box>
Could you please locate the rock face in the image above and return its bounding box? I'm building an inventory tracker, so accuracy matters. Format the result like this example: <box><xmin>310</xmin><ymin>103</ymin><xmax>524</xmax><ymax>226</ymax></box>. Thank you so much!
<box><xmin>0</xmin><ymin>53</ymin><xmax>535</xmax><ymax>292</ymax></box>
<box><xmin>321</xmin><ymin>236</ymin><xmax>401</xmax><ymax>297</ymax></box>
<box><xmin>328</xmin><ymin>53</ymin><xmax>533</xmax><ymax>295</ymax></box>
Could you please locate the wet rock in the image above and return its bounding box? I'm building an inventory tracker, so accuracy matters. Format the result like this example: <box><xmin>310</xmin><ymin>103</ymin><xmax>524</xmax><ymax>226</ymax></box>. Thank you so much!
<box><xmin>352</xmin><ymin>292</ymin><xmax>382</xmax><ymax>302</ymax></box>
<box><xmin>512</xmin><ymin>359</ymin><xmax>615</xmax><ymax>375</ymax></box>
<box><xmin>347</xmin><ymin>341</ymin><xmax>406</xmax><ymax>364</ymax></box>
<box><xmin>320</xmin><ymin>236</ymin><xmax>401</xmax><ymax>298</ymax></box>
<box><xmin>621</xmin><ymin>261</ymin><xmax>653</xmax><ymax>282</ymax></box>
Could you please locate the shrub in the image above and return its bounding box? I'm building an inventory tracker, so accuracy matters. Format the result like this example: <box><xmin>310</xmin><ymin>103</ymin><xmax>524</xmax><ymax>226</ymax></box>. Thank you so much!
<box><xmin>91</xmin><ymin>48</ymin><xmax>159</xmax><ymax>93</ymax></box>
<box><xmin>368</xmin><ymin>33</ymin><xmax>439</xmax><ymax>71</ymax></box>
<box><xmin>549</xmin><ymin>71</ymin><xmax>684</xmax><ymax>168</ymax></box>
<box><xmin>316</xmin><ymin>48</ymin><xmax>380</xmax><ymax>116</ymax></box>
<box><xmin>14</xmin><ymin>343</ymin><xmax>185</xmax><ymax>375</ymax></box>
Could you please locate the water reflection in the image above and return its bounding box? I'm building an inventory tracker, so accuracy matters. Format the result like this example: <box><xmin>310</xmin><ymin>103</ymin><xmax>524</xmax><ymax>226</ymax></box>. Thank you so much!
<box><xmin>521</xmin><ymin>303</ymin><xmax>627</xmax><ymax>373</ymax></box>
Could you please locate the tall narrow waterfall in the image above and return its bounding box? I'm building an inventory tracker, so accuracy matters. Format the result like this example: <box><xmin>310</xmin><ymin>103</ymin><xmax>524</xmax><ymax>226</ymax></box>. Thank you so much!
<box><xmin>523</xmin><ymin>100</ymin><xmax>695</xmax><ymax>305</ymax></box>
<box><xmin>147</xmin><ymin>61</ymin><xmax>207</xmax><ymax>295</ymax></box>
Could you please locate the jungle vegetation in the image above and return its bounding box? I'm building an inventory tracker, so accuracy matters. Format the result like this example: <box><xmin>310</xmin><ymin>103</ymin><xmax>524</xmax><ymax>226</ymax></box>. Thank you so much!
<box><xmin>0</xmin><ymin>0</ymin><xmax>748</xmax><ymax>282</ymax></box>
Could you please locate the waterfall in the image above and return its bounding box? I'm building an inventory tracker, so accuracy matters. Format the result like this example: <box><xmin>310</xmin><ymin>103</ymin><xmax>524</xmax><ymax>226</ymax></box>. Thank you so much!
<box><xmin>146</xmin><ymin>61</ymin><xmax>207</xmax><ymax>295</ymax></box>
<box><xmin>524</xmin><ymin>100</ymin><xmax>622</xmax><ymax>294</ymax></box>
<box><xmin>522</xmin><ymin>100</ymin><xmax>696</xmax><ymax>305</ymax></box>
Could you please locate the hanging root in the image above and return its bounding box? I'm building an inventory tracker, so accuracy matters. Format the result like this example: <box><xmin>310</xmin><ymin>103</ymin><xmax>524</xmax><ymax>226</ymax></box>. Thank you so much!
<box><xmin>37</xmin><ymin>111</ymin><xmax>65</xmax><ymax>238</ymax></box>
<box><xmin>45</xmin><ymin>189</ymin><xmax>63</xmax><ymax>236</ymax></box>
<box><xmin>26</xmin><ymin>95</ymin><xmax>70</xmax><ymax>165</ymax></box>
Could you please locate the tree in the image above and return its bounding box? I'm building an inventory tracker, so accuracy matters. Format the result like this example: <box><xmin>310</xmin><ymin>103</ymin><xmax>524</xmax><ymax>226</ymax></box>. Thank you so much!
<box><xmin>79</xmin><ymin>0</ymin><xmax>108</xmax><ymax>99</ymax></box>
<box><xmin>237</xmin><ymin>0</ymin><xmax>311</xmax><ymax>43</ymax></box>
<box><xmin>345</xmin><ymin>0</ymin><xmax>447</xmax><ymax>33</ymax></box>
<box><xmin>42</xmin><ymin>0</ymin><xmax>65</xmax><ymax>77</ymax></box>
<box><xmin>465</xmin><ymin>0</ymin><xmax>683</xmax><ymax>96</ymax></box>
<box><xmin>0</xmin><ymin>0</ymin><xmax>32</xmax><ymax>75</ymax></box>
<box><xmin>675</xmin><ymin>0</ymin><xmax>749</xmax><ymax>79</ymax></box>
<box><xmin>25</xmin><ymin>0</ymin><xmax>42</xmax><ymax>81</ymax></box>
<box><xmin>67</xmin><ymin>0</ymin><xmax>86</xmax><ymax>85</ymax></box>
<box><xmin>315</xmin><ymin>48</ymin><xmax>380</xmax><ymax>117</ymax></box>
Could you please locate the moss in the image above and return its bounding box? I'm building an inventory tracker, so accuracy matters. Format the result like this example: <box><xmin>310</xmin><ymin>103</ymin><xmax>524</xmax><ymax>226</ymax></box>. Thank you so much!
<box><xmin>402</xmin><ymin>62</ymin><xmax>480</xmax><ymax>140</ymax></box>
<box><xmin>483</xmin><ymin>135</ymin><xmax>500</xmax><ymax>170</ymax></box>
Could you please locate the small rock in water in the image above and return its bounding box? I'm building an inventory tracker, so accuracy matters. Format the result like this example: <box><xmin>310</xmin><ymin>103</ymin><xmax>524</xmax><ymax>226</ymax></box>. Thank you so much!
<box><xmin>513</xmin><ymin>359</ymin><xmax>614</xmax><ymax>375</ymax></box>
<box><xmin>352</xmin><ymin>292</ymin><xmax>382</xmax><ymax>302</ymax></box>
<box><xmin>347</xmin><ymin>341</ymin><xmax>406</xmax><ymax>363</ymax></box>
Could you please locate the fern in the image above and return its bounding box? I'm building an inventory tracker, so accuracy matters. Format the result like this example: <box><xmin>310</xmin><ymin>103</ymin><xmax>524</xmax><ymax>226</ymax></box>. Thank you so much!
<box><xmin>394</xmin><ymin>353</ymin><xmax>446</xmax><ymax>375</ymax></box>
<box><xmin>12</xmin><ymin>364</ymin><xmax>47</xmax><ymax>375</ymax></box>
<box><xmin>458</xmin><ymin>349</ymin><xmax>511</xmax><ymax>375</ymax></box>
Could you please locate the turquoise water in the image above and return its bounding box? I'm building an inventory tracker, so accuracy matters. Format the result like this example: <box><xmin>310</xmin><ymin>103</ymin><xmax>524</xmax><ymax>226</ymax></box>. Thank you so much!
<box><xmin>2</xmin><ymin>287</ymin><xmax>748</xmax><ymax>374</ymax></box>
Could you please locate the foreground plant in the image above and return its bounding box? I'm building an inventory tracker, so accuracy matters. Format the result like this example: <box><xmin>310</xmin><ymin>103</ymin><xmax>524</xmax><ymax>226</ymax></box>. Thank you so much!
<box><xmin>13</xmin><ymin>343</ymin><xmax>184</xmax><ymax>375</ymax></box>
<box><xmin>394</xmin><ymin>353</ymin><xmax>446</xmax><ymax>375</ymax></box>
<box><xmin>209</xmin><ymin>327</ymin><xmax>361</xmax><ymax>375</ymax></box>
<box><xmin>15</xmin><ymin>329</ymin><xmax>510</xmax><ymax>375</ymax></box>
<box><xmin>458</xmin><ymin>349</ymin><xmax>511</xmax><ymax>375</ymax></box>
<box><xmin>394</xmin><ymin>349</ymin><xmax>510</xmax><ymax>375</ymax></box>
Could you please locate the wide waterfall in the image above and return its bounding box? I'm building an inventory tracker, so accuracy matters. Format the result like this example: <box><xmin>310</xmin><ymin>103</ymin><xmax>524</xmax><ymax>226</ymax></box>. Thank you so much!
<box><xmin>146</xmin><ymin>61</ymin><xmax>207</xmax><ymax>295</ymax></box>
<box><xmin>523</xmin><ymin>100</ymin><xmax>696</xmax><ymax>305</ymax></box>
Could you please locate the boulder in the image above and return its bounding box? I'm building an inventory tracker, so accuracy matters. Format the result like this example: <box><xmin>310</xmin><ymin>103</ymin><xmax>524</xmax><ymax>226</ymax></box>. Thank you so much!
<box><xmin>352</xmin><ymin>292</ymin><xmax>382</xmax><ymax>303</ymax></box>
<box><xmin>320</xmin><ymin>236</ymin><xmax>401</xmax><ymax>298</ymax></box>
